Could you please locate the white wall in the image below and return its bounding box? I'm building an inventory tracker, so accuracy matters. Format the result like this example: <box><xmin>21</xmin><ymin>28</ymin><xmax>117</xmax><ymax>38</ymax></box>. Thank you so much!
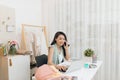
<box><xmin>41</xmin><ymin>0</ymin><xmax>57</xmax><ymax>43</ymax></box>
<box><xmin>0</xmin><ymin>0</ymin><xmax>42</xmax><ymax>32</ymax></box>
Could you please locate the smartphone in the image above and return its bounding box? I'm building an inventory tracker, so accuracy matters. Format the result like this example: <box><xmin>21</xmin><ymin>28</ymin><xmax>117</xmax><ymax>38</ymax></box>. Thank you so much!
<box><xmin>64</xmin><ymin>42</ymin><xmax>70</xmax><ymax>46</ymax></box>
<box><xmin>64</xmin><ymin>42</ymin><xmax>66</xmax><ymax>46</ymax></box>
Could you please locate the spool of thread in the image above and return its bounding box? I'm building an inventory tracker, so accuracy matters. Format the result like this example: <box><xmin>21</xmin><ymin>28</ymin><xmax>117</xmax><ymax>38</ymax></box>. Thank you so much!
<box><xmin>72</xmin><ymin>76</ymin><xmax>78</xmax><ymax>80</ymax></box>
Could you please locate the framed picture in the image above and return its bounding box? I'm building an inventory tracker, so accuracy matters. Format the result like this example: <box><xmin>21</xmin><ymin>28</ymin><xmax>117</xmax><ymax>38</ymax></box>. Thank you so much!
<box><xmin>6</xmin><ymin>25</ymin><xmax>15</xmax><ymax>32</ymax></box>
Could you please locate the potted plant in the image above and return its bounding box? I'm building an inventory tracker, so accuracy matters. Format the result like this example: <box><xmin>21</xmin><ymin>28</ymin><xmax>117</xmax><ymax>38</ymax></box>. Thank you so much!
<box><xmin>84</xmin><ymin>48</ymin><xmax>94</xmax><ymax>57</ymax></box>
<box><xmin>83</xmin><ymin>48</ymin><xmax>94</xmax><ymax>62</ymax></box>
<box><xmin>8</xmin><ymin>40</ymin><xmax>18</xmax><ymax>55</ymax></box>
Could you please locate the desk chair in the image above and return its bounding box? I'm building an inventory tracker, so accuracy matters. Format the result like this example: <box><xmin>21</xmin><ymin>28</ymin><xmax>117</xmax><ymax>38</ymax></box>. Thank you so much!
<box><xmin>35</xmin><ymin>54</ymin><xmax>48</xmax><ymax>67</ymax></box>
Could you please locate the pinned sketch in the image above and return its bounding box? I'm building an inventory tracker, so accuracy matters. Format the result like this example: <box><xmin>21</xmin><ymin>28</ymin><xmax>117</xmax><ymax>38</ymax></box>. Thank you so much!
<box><xmin>6</xmin><ymin>25</ymin><xmax>15</xmax><ymax>32</ymax></box>
<box><xmin>21</xmin><ymin>24</ymin><xmax>48</xmax><ymax>64</ymax></box>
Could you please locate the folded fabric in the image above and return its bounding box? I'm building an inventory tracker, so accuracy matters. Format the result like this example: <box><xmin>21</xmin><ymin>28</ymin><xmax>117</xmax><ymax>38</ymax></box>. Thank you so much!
<box><xmin>35</xmin><ymin>64</ymin><xmax>61</xmax><ymax>80</ymax></box>
<box><xmin>35</xmin><ymin>64</ymin><xmax>72</xmax><ymax>80</ymax></box>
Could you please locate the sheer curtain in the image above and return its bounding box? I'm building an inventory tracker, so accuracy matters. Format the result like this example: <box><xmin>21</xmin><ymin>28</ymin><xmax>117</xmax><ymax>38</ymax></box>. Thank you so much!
<box><xmin>41</xmin><ymin>0</ymin><xmax>120</xmax><ymax>80</ymax></box>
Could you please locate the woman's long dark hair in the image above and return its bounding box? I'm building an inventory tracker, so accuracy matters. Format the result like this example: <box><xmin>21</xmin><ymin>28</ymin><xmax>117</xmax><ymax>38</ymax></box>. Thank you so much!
<box><xmin>51</xmin><ymin>31</ymin><xmax>67</xmax><ymax>57</ymax></box>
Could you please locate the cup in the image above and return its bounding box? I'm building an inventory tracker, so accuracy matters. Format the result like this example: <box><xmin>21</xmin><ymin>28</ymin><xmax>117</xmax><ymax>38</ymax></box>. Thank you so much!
<box><xmin>84</xmin><ymin>63</ymin><xmax>89</xmax><ymax>68</ymax></box>
<box><xmin>92</xmin><ymin>54</ymin><xmax>97</xmax><ymax>63</ymax></box>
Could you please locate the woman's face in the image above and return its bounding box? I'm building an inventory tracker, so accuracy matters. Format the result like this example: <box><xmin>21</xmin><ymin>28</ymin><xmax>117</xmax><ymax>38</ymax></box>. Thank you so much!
<box><xmin>55</xmin><ymin>34</ymin><xmax>65</xmax><ymax>46</ymax></box>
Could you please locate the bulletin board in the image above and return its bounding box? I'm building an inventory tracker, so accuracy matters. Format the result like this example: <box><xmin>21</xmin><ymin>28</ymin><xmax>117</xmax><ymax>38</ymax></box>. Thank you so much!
<box><xmin>0</xmin><ymin>5</ymin><xmax>16</xmax><ymax>43</ymax></box>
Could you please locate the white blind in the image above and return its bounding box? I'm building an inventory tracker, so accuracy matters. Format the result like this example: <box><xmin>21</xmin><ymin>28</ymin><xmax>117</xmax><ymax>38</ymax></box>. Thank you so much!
<box><xmin>42</xmin><ymin>0</ymin><xmax>120</xmax><ymax>80</ymax></box>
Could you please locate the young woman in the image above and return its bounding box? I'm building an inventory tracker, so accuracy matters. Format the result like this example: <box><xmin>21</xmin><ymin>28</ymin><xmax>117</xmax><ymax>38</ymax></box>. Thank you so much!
<box><xmin>48</xmin><ymin>31</ymin><xmax>70</xmax><ymax>71</ymax></box>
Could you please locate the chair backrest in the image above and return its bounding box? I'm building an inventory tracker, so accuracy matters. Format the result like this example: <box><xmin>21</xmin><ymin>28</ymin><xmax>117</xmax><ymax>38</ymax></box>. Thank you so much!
<box><xmin>35</xmin><ymin>54</ymin><xmax>48</xmax><ymax>67</ymax></box>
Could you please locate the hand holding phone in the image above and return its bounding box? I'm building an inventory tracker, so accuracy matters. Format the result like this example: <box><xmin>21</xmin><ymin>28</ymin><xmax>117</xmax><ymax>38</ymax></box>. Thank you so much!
<box><xmin>64</xmin><ymin>42</ymin><xmax>70</xmax><ymax>46</ymax></box>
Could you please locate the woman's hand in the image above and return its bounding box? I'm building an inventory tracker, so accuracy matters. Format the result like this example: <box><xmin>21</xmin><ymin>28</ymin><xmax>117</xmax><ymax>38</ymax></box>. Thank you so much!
<box><xmin>63</xmin><ymin>41</ymin><xmax>70</xmax><ymax>60</ymax></box>
<box><xmin>56</xmin><ymin>65</ymin><xmax>68</xmax><ymax>72</ymax></box>
<box><xmin>64</xmin><ymin>42</ymin><xmax>69</xmax><ymax>50</ymax></box>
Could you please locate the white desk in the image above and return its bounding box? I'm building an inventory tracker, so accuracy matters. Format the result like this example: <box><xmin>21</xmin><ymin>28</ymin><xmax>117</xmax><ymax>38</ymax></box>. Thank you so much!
<box><xmin>65</xmin><ymin>61</ymin><xmax>102</xmax><ymax>80</ymax></box>
<box><xmin>32</xmin><ymin>61</ymin><xmax>102</xmax><ymax>80</ymax></box>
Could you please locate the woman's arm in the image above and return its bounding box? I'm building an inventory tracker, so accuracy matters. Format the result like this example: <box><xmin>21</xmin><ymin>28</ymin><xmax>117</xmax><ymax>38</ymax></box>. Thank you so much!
<box><xmin>65</xmin><ymin>48</ymin><xmax>70</xmax><ymax>60</ymax></box>
<box><xmin>48</xmin><ymin>47</ymin><xmax>59</xmax><ymax>67</ymax></box>
<box><xmin>47</xmin><ymin>47</ymin><xmax>54</xmax><ymax>65</ymax></box>
<box><xmin>48</xmin><ymin>47</ymin><xmax>68</xmax><ymax>71</ymax></box>
<box><xmin>64</xmin><ymin>42</ymin><xmax>70</xmax><ymax>60</ymax></box>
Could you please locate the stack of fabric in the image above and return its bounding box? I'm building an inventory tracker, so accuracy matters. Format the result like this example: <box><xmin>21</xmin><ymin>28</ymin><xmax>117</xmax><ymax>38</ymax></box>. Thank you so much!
<box><xmin>35</xmin><ymin>64</ymin><xmax>72</xmax><ymax>80</ymax></box>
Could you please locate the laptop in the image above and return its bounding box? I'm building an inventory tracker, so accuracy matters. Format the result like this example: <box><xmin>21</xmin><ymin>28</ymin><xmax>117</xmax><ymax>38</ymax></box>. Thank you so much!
<box><xmin>59</xmin><ymin>60</ymin><xmax>83</xmax><ymax>73</ymax></box>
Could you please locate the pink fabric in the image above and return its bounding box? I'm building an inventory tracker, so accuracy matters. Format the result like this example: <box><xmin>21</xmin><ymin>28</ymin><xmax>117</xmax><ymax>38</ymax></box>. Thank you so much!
<box><xmin>35</xmin><ymin>65</ymin><xmax>62</xmax><ymax>80</ymax></box>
